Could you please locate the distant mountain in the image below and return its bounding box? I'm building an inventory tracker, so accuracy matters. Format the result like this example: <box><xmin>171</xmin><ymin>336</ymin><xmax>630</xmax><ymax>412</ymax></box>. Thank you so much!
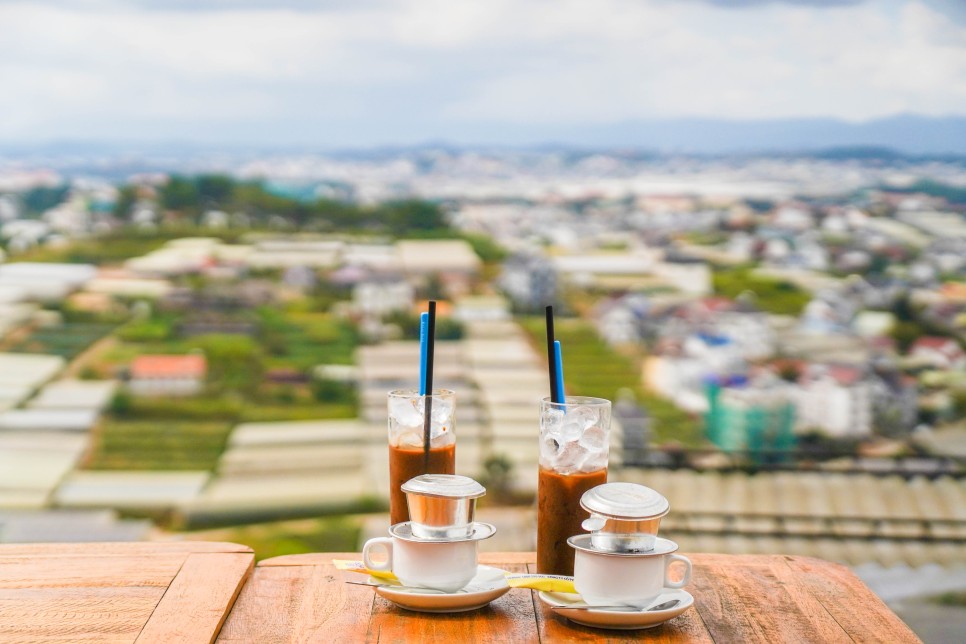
<box><xmin>509</xmin><ymin>114</ymin><xmax>966</xmax><ymax>156</ymax></box>
<box><xmin>1</xmin><ymin>114</ymin><xmax>964</xmax><ymax>157</ymax></box>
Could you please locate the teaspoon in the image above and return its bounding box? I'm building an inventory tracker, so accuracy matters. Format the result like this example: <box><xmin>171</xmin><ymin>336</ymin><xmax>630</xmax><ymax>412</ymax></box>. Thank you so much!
<box><xmin>552</xmin><ymin>599</ymin><xmax>681</xmax><ymax>613</ymax></box>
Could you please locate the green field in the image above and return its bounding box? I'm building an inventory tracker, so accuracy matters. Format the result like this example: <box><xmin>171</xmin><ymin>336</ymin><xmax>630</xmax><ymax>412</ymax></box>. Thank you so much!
<box><xmin>11</xmin><ymin>323</ymin><xmax>115</xmax><ymax>359</ymax></box>
<box><xmin>185</xmin><ymin>516</ymin><xmax>363</xmax><ymax>561</ymax></box>
<box><xmin>520</xmin><ymin>317</ymin><xmax>704</xmax><ymax>446</ymax></box>
<box><xmin>712</xmin><ymin>267</ymin><xmax>810</xmax><ymax>316</ymax></box>
<box><xmin>258</xmin><ymin>308</ymin><xmax>358</xmax><ymax>370</ymax></box>
<box><xmin>86</xmin><ymin>420</ymin><xmax>233</xmax><ymax>471</ymax></box>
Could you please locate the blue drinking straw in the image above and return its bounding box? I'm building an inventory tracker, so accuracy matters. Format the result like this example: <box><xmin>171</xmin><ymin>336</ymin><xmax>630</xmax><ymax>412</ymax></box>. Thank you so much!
<box><xmin>418</xmin><ymin>312</ymin><xmax>429</xmax><ymax>395</ymax></box>
<box><xmin>553</xmin><ymin>340</ymin><xmax>566</xmax><ymax>405</ymax></box>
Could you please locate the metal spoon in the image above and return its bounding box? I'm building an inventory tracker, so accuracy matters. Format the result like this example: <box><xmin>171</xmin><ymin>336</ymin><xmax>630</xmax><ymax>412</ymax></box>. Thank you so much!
<box><xmin>344</xmin><ymin>580</ymin><xmax>449</xmax><ymax>594</ymax></box>
<box><xmin>551</xmin><ymin>599</ymin><xmax>681</xmax><ymax>613</ymax></box>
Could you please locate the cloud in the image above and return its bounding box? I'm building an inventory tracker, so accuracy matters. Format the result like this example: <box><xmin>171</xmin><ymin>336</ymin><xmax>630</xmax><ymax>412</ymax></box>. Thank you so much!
<box><xmin>0</xmin><ymin>0</ymin><xmax>963</xmax><ymax>145</ymax></box>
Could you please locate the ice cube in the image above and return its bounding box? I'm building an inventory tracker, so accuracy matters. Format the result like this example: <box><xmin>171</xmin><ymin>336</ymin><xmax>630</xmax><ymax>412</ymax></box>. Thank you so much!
<box><xmin>579</xmin><ymin>448</ymin><xmax>608</xmax><ymax>473</ymax></box>
<box><xmin>429</xmin><ymin>418</ymin><xmax>454</xmax><ymax>447</ymax></box>
<box><xmin>556</xmin><ymin>416</ymin><xmax>584</xmax><ymax>443</ymax></box>
<box><xmin>395</xmin><ymin>430</ymin><xmax>424</xmax><ymax>448</ymax></box>
<box><xmin>540</xmin><ymin>433</ymin><xmax>562</xmax><ymax>467</ymax></box>
<box><xmin>431</xmin><ymin>398</ymin><xmax>454</xmax><ymax>426</ymax></box>
<box><xmin>570</xmin><ymin>406</ymin><xmax>599</xmax><ymax>431</ymax></box>
<box><xmin>540</xmin><ymin>407</ymin><xmax>565</xmax><ymax>433</ymax></box>
<box><xmin>578</xmin><ymin>425</ymin><xmax>608</xmax><ymax>452</ymax></box>
<box><xmin>552</xmin><ymin>440</ymin><xmax>586</xmax><ymax>476</ymax></box>
<box><xmin>389</xmin><ymin>397</ymin><xmax>424</xmax><ymax>428</ymax></box>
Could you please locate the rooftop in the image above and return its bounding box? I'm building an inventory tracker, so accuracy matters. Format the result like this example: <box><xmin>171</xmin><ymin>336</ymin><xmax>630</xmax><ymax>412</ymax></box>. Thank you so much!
<box><xmin>131</xmin><ymin>354</ymin><xmax>207</xmax><ymax>379</ymax></box>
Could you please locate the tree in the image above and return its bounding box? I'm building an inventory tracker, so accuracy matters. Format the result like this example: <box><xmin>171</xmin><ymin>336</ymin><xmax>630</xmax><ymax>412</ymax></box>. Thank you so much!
<box><xmin>113</xmin><ymin>185</ymin><xmax>137</xmax><ymax>219</ymax></box>
<box><xmin>192</xmin><ymin>335</ymin><xmax>264</xmax><ymax>393</ymax></box>
<box><xmin>160</xmin><ymin>176</ymin><xmax>200</xmax><ymax>211</ymax></box>
<box><xmin>891</xmin><ymin>320</ymin><xmax>923</xmax><ymax>353</ymax></box>
<box><xmin>22</xmin><ymin>184</ymin><xmax>69</xmax><ymax>214</ymax></box>
<box><xmin>384</xmin><ymin>200</ymin><xmax>447</xmax><ymax>234</ymax></box>
<box><xmin>196</xmin><ymin>175</ymin><xmax>234</xmax><ymax>204</ymax></box>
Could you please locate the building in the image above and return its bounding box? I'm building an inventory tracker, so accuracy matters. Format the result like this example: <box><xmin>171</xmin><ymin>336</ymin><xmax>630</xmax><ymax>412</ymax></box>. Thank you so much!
<box><xmin>705</xmin><ymin>378</ymin><xmax>796</xmax><ymax>461</ymax></box>
<box><xmin>869</xmin><ymin>369</ymin><xmax>919</xmax><ymax>436</ymax></box>
<box><xmin>791</xmin><ymin>364</ymin><xmax>873</xmax><ymax>438</ymax></box>
<box><xmin>909</xmin><ymin>337</ymin><xmax>966</xmax><ymax>370</ymax></box>
<box><xmin>395</xmin><ymin>240</ymin><xmax>481</xmax><ymax>277</ymax></box>
<box><xmin>499</xmin><ymin>254</ymin><xmax>557</xmax><ymax>313</ymax></box>
<box><xmin>128</xmin><ymin>354</ymin><xmax>207</xmax><ymax>397</ymax></box>
<box><xmin>353</xmin><ymin>279</ymin><xmax>413</xmax><ymax>317</ymax></box>
<box><xmin>593</xmin><ymin>295</ymin><xmax>648</xmax><ymax>345</ymax></box>
<box><xmin>614</xmin><ymin>393</ymin><xmax>652</xmax><ymax>467</ymax></box>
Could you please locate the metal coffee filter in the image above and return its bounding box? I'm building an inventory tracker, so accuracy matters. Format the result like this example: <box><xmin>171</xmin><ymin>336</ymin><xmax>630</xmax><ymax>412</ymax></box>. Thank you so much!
<box><xmin>402</xmin><ymin>474</ymin><xmax>486</xmax><ymax>540</ymax></box>
<box><xmin>580</xmin><ymin>482</ymin><xmax>670</xmax><ymax>553</ymax></box>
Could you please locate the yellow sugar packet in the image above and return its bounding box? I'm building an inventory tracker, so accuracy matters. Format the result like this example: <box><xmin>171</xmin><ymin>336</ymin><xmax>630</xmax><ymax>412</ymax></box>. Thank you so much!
<box><xmin>332</xmin><ymin>559</ymin><xmax>399</xmax><ymax>582</ymax></box>
<box><xmin>504</xmin><ymin>573</ymin><xmax>576</xmax><ymax>594</ymax></box>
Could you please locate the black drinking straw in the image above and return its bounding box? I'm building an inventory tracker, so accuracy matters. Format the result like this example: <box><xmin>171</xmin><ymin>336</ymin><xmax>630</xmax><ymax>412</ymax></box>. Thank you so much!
<box><xmin>422</xmin><ymin>300</ymin><xmax>437</xmax><ymax>470</ymax></box>
<box><xmin>546</xmin><ymin>305</ymin><xmax>560</xmax><ymax>403</ymax></box>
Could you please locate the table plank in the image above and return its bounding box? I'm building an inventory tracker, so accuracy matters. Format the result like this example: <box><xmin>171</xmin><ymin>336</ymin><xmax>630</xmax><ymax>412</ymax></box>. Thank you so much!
<box><xmin>0</xmin><ymin>542</ymin><xmax>254</xmax><ymax>644</ymax></box>
<box><xmin>0</xmin><ymin>554</ymin><xmax>186</xmax><ymax>589</ymax></box>
<box><xmin>218</xmin><ymin>562</ymin><xmax>376</xmax><ymax>643</ymax></box>
<box><xmin>257</xmin><ymin>552</ymin><xmax>539</xmax><ymax>568</ymax></box>
<box><xmin>0</xmin><ymin>541</ymin><xmax>251</xmax><ymax>556</ymax></box>
<box><xmin>784</xmin><ymin>556</ymin><xmax>922</xmax><ymax>644</ymax></box>
<box><xmin>691</xmin><ymin>555</ymin><xmax>849</xmax><ymax>643</ymax></box>
<box><xmin>255</xmin><ymin>551</ymin><xmax>361</xmax><ymax>567</ymax></box>
<box><xmin>137</xmin><ymin>552</ymin><xmax>253</xmax><ymax>644</ymax></box>
<box><xmin>0</xmin><ymin>586</ymin><xmax>164</xmax><ymax>642</ymax></box>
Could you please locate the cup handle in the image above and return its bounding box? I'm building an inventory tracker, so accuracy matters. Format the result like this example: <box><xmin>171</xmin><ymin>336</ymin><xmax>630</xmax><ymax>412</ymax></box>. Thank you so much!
<box><xmin>664</xmin><ymin>554</ymin><xmax>692</xmax><ymax>589</ymax></box>
<box><xmin>362</xmin><ymin>538</ymin><xmax>394</xmax><ymax>572</ymax></box>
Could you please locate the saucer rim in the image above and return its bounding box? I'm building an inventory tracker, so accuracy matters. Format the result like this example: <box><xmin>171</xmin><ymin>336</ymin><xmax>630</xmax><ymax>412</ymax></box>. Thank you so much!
<box><xmin>567</xmin><ymin>534</ymin><xmax>679</xmax><ymax>557</ymax></box>
<box><xmin>389</xmin><ymin>521</ymin><xmax>496</xmax><ymax>543</ymax></box>
<box><xmin>538</xmin><ymin>588</ymin><xmax>693</xmax><ymax>629</ymax></box>
<box><xmin>373</xmin><ymin>564</ymin><xmax>510</xmax><ymax>612</ymax></box>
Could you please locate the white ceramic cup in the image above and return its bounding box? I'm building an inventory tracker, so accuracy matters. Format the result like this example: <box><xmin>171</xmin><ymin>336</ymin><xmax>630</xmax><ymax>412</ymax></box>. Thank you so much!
<box><xmin>362</xmin><ymin>535</ymin><xmax>479</xmax><ymax>593</ymax></box>
<box><xmin>571</xmin><ymin>536</ymin><xmax>692</xmax><ymax>607</ymax></box>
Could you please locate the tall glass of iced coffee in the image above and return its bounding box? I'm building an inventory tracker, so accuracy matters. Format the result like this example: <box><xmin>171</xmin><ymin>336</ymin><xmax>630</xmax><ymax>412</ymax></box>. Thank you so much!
<box><xmin>537</xmin><ymin>396</ymin><xmax>611</xmax><ymax>575</ymax></box>
<box><xmin>388</xmin><ymin>389</ymin><xmax>456</xmax><ymax>525</ymax></box>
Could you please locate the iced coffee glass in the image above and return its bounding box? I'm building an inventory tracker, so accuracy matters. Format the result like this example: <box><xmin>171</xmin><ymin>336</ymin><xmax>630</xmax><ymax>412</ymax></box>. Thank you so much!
<box><xmin>537</xmin><ymin>396</ymin><xmax>611</xmax><ymax>575</ymax></box>
<box><xmin>388</xmin><ymin>389</ymin><xmax>456</xmax><ymax>525</ymax></box>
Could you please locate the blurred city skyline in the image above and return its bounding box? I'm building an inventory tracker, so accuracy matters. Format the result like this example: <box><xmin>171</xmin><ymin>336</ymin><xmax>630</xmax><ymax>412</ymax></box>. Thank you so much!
<box><xmin>1</xmin><ymin>0</ymin><xmax>965</xmax><ymax>151</ymax></box>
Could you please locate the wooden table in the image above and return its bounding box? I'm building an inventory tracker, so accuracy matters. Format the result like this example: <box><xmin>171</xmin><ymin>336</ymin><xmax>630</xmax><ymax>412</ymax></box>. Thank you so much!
<box><xmin>219</xmin><ymin>551</ymin><xmax>922</xmax><ymax>643</ymax></box>
<box><xmin>0</xmin><ymin>541</ymin><xmax>253</xmax><ymax>643</ymax></box>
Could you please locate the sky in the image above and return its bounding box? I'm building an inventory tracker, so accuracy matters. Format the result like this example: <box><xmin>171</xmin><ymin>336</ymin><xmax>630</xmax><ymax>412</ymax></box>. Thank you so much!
<box><xmin>0</xmin><ymin>0</ymin><xmax>965</xmax><ymax>147</ymax></box>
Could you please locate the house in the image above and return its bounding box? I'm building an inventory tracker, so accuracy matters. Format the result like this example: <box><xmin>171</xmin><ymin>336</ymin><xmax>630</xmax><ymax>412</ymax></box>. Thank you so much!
<box><xmin>0</xmin><ymin>409</ymin><xmax>99</xmax><ymax>432</ymax></box>
<box><xmin>0</xmin><ymin>262</ymin><xmax>97</xmax><ymax>303</ymax></box>
<box><xmin>128</xmin><ymin>354</ymin><xmax>207</xmax><ymax>397</ymax></box>
<box><xmin>614</xmin><ymin>393</ymin><xmax>652</xmax><ymax>466</ymax></box>
<box><xmin>27</xmin><ymin>380</ymin><xmax>117</xmax><ymax>412</ymax></box>
<box><xmin>593</xmin><ymin>295</ymin><xmax>648</xmax><ymax>345</ymax></box>
<box><xmin>353</xmin><ymin>279</ymin><xmax>413</xmax><ymax>317</ymax></box>
<box><xmin>396</xmin><ymin>240</ymin><xmax>481</xmax><ymax>276</ymax></box>
<box><xmin>453</xmin><ymin>295</ymin><xmax>511</xmax><ymax>323</ymax></box>
<box><xmin>909</xmin><ymin>337</ymin><xmax>966</xmax><ymax>370</ymax></box>
<box><xmin>791</xmin><ymin>364</ymin><xmax>873</xmax><ymax>438</ymax></box>
<box><xmin>869</xmin><ymin>369</ymin><xmax>918</xmax><ymax>435</ymax></box>
<box><xmin>282</xmin><ymin>265</ymin><xmax>317</xmax><ymax>291</ymax></box>
<box><xmin>499</xmin><ymin>254</ymin><xmax>557</xmax><ymax>313</ymax></box>
<box><xmin>705</xmin><ymin>376</ymin><xmax>796</xmax><ymax>458</ymax></box>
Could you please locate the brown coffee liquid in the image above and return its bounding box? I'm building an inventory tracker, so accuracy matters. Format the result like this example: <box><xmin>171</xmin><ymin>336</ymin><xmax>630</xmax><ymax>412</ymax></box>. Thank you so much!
<box><xmin>388</xmin><ymin>443</ymin><xmax>456</xmax><ymax>525</ymax></box>
<box><xmin>537</xmin><ymin>466</ymin><xmax>608</xmax><ymax>575</ymax></box>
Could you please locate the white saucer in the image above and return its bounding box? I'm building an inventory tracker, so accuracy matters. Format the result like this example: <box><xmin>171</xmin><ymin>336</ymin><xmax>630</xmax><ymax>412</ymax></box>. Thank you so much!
<box><xmin>373</xmin><ymin>565</ymin><xmax>510</xmax><ymax>613</ymax></box>
<box><xmin>538</xmin><ymin>588</ymin><xmax>694</xmax><ymax>630</ymax></box>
